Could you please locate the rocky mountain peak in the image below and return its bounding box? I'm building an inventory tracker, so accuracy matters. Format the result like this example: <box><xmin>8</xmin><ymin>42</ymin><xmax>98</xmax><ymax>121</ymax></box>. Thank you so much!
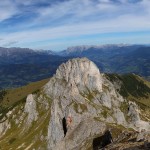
<box><xmin>42</xmin><ymin>58</ymin><xmax>150</xmax><ymax>149</ymax></box>
<box><xmin>55</xmin><ymin>57</ymin><xmax>102</xmax><ymax>92</ymax></box>
<box><xmin>44</xmin><ymin>58</ymin><xmax>103</xmax><ymax>100</ymax></box>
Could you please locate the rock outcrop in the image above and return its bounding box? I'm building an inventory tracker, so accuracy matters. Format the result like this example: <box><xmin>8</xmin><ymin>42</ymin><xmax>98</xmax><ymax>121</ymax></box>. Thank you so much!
<box><xmin>43</xmin><ymin>58</ymin><xmax>150</xmax><ymax>149</ymax></box>
<box><xmin>128</xmin><ymin>101</ymin><xmax>150</xmax><ymax>131</ymax></box>
<box><xmin>0</xmin><ymin>119</ymin><xmax>11</xmax><ymax>138</ymax></box>
<box><xmin>45</xmin><ymin>58</ymin><xmax>102</xmax><ymax>98</ymax></box>
<box><xmin>24</xmin><ymin>94</ymin><xmax>38</xmax><ymax>126</ymax></box>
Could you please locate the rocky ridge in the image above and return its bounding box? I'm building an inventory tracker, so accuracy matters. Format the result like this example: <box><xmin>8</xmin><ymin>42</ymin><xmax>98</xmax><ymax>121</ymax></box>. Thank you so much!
<box><xmin>44</xmin><ymin>58</ymin><xmax>150</xmax><ymax>149</ymax></box>
<box><xmin>0</xmin><ymin>58</ymin><xmax>150</xmax><ymax>150</ymax></box>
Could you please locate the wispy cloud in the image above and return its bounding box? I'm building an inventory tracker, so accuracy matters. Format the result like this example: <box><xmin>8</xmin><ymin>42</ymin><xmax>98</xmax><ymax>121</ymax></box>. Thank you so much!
<box><xmin>0</xmin><ymin>0</ymin><xmax>18</xmax><ymax>21</ymax></box>
<box><xmin>2</xmin><ymin>41</ymin><xmax>19</xmax><ymax>47</ymax></box>
<box><xmin>0</xmin><ymin>0</ymin><xmax>150</xmax><ymax>50</ymax></box>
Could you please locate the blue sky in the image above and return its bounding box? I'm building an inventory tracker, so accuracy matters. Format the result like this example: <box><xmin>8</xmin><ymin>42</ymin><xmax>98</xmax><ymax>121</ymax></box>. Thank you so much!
<box><xmin>0</xmin><ymin>0</ymin><xmax>150</xmax><ymax>51</ymax></box>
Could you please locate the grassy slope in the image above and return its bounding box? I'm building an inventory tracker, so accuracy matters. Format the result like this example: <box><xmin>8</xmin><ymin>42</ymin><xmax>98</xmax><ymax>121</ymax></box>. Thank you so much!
<box><xmin>0</xmin><ymin>98</ymin><xmax>51</xmax><ymax>150</ymax></box>
<box><xmin>0</xmin><ymin>78</ymin><xmax>49</xmax><ymax>107</ymax></box>
<box><xmin>0</xmin><ymin>78</ymin><xmax>49</xmax><ymax>122</ymax></box>
<box><xmin>105</xmin><ymin>73</ymin><xmax>150</xmax><ymax>107</ymax></box>
<box><xmin>0</xmin><ymin>78</ymin><xmax>51</xmax><ymax>150</ymax></box>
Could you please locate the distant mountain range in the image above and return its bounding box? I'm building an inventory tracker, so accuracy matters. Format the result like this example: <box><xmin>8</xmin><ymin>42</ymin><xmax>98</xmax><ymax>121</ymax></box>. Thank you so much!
<box><xmin>0</xmin><ymin>47</ymin><xmax>56</xmax><ymax>64</ymax></box>
<box><xmin>60</xmin><ymin>44</ymin><xmax>150</xmax><ymax>78</ymax></box>
<box><xmin>0</xmin><ymin>47</ymin><xmax>71</xmax><ymax>89</ymax></box>
<box><xmin>0</xmin><ymin>44</ymin><xmax>150</xmax><ymax>89</ymax></box>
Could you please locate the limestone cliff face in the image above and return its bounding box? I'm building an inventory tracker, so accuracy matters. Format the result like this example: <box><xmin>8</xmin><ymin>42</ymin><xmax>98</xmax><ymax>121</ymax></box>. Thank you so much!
<box><xmin>43</xmin><ymin>58</ymin><xmax>150</xmax><ymax>150</ymax></box>
<box><xmin>24</xmin><ymin>94</ymin><xmax>38</xmax><ymax>126</ymax></box>
<box><xmin>44</xmin><ymin>58</ymin><xmax>104</xmax><ymax>149</ymax></box>
<box><xmin>45</xmin><ymin>58</ymin><xmax>102</xmax><ymax>99</ymax></box>
<box><xmin>128</xmin><ymin>101</ymin><xmax>150</xmax><ymax>131</ymax></box>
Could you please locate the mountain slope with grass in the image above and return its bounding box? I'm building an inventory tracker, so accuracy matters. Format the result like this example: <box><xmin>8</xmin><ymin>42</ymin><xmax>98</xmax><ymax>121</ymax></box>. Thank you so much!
<box><xmin>0</xmin><ymin>58</ymin><xmax>150</xmax><ymax>150</ymax></box>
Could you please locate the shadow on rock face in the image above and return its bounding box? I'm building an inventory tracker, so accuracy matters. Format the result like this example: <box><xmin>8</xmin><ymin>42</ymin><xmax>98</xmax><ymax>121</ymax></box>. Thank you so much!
<box><xmin>93</xmin><ymin>130</ymin><xmax>113</xmax><ymax>150</ymax></box>
<box><xmin>62</xmin><ymin>117</ymin><xmax>67</xmax><ymax>137</ymax></box>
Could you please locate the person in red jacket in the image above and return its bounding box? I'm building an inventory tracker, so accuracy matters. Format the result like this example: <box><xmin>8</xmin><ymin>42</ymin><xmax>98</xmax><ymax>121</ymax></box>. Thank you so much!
<box><xmin>66</xmin><ymin>115</ymin><xmax>72</xmax><ymax>129</ymax></box>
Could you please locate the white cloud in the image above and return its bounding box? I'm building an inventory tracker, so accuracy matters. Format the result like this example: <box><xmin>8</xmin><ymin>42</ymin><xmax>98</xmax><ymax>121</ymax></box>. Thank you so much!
<box><xmin>0</xmin><ymin>0</ymin><xmax>18</xmax><ymax>21</ymax></box>
<box><xmin>1</xmin><ymin>14</ymin><xmax>149</xmax><ymax>43</ymax></box>
<box><xmin>0</xmin><ymin>0</ymin><xmax>150</xmax><ymax>49</ymax></box>
<box><xmin>25</xmin><ymin>0</ymin><xmax>150</xmax><ymax>29</ymax></box>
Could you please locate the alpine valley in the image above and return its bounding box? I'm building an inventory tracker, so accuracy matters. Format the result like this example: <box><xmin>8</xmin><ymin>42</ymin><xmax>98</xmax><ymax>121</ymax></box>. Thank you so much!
<box><xmin>0</xmin><ymin>44</ymin><xmax>150</xmax><ymax>89</ymax></box>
